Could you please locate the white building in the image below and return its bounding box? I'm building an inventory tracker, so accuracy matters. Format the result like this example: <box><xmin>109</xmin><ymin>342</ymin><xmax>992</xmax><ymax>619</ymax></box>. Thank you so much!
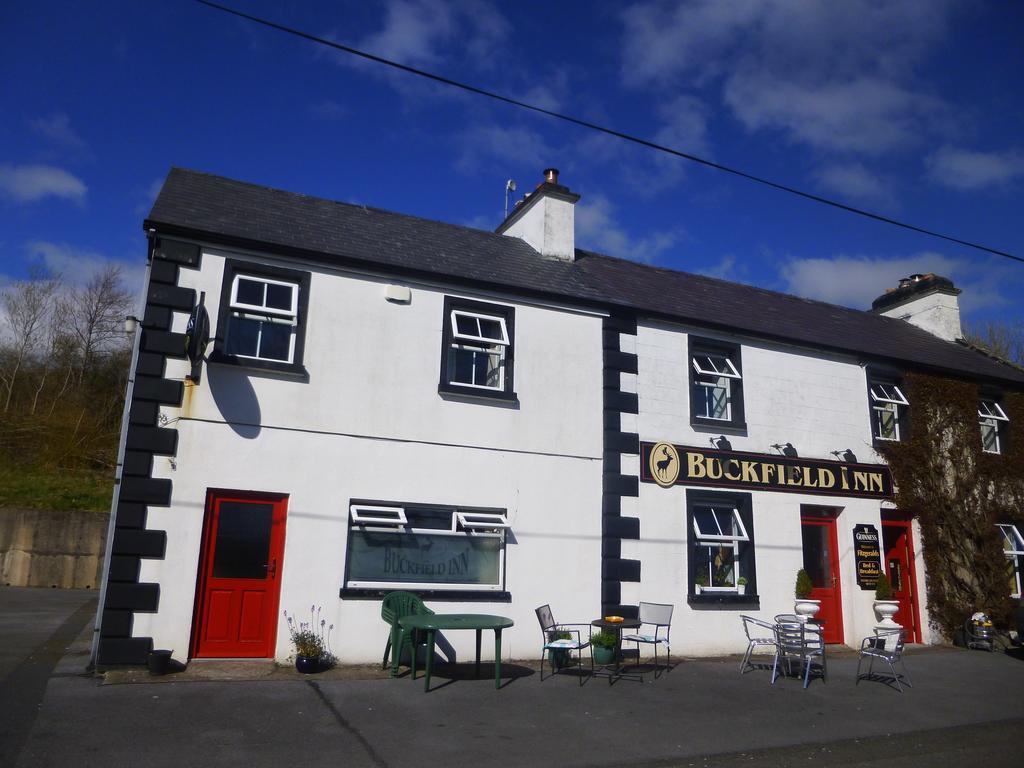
<box><xmin>94</xmin><ymin>168</ymin><xmax>1024</xmax><ymax>667</ymax></box>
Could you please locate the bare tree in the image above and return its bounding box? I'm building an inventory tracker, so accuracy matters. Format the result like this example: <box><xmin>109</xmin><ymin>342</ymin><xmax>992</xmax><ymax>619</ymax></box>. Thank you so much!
<box><xmin>68</xmin><ymin>265</ymin><xmax>132</xmax><ymax>384</ymax></box>
<box><xmin>0</xmin><ymin>269</ymin><xmax>61</xmax><ymax>412</ymax></box>
<box><xmin>966</xmin><ymin>320</ymin><xmax>1024</xmax><ymax>367</ymax></box>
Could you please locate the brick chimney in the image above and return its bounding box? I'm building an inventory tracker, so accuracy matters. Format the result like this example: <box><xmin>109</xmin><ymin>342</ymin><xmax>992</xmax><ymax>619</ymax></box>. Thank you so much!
<box><xmin>496</xmin><ymin>168</ymin><xmax>580</xmax><ymax>261</ymax></box>
<box><xmin>870</xmin><ymin>273</ymin><xmax>963</xmax><ymax>342</ymax></box>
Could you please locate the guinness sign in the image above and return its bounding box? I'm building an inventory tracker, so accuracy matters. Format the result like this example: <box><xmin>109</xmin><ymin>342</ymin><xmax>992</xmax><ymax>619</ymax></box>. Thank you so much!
<box><xmin>640</xmin><ymin>442</ymin><xmax>893</xmax><ymax>500</ymax></box>
<box><xmin>853</xmin><ymin>524</ymin><xmax>883</xmax><ymax>589</ymax></box>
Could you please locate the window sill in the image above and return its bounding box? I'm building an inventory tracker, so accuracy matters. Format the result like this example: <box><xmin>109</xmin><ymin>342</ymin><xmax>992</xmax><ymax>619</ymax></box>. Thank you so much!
<box><xmin>690</xmin><ymin>418</ymin><xmax>748</xmax><ymax>435</ymax></box>
<box><xmin>340</xmin><ymin>588</ymin><xmax>511</xmax><ymax>602</ymax></box>
<box><xmin>688</xmin><ymin>593</ymin><xmax>759</xmax><ymax>607</ymax></box>
<box><xmin>209</xmin><ymin>350</ymin><xmax>309</xmax><ymax>379</ymax></box>
<box><xmin>438</xmin><ymin>384</ymin><xmax>519</xmax><ymax>405</ymax></box>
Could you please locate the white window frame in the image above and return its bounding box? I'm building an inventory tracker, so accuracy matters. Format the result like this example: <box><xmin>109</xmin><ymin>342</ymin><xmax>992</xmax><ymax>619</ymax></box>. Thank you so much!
<box><xmin>691</xmin><ymin>354</ymin><xmax>741</xmax><ymax>379</ymax></box>
<box><xmin>226</xmin><ymin>274</ymin><xmax>299</xmax><ymax>364</ymax></box>
<box><xmin>691</xmin><ymin>352</ymin><xmax>741</xmax><ymax>422</ymax></box>
<box><xmin>450</xmin><ymin>310</ymin><xmax>509</xmax><ymax>346</ymax></box>
<box><xmin>230</xmin><ymin>274</ymin><xmax>299</xmax><ymax>317</ymax></box>
<box><xmin>446</xmin><ymin>309</ymin><xmax>510</xmax><ymax>392</ymax></box>
<box><xmin>456</xmin><ymin>511</ymin><xmax>511</xmax><ymax>530</ymax></box>
<box><xmin>349</xmin><ymin>505</ymin><xmax>407</xmax><ymax>527</ymax></box>
<box><xmin>979</xmin><ymin>400</ymin><xmax>1009</xmax><ymax>455</ymax></box>
<box><xmin>345</xmin><ymin>506</ymin><xmax>507</xmax><ymax>592</ymax></box>
<box><xmin>998</xmin><ymin>523</ymin><xmax>1024</xmax><ymax>598</ymax></box>
<box><xmin>692</xmin><ymin>505</ymin><xmax>748</xmax><ymax>593</ymax></box>
<box><xmin>870</xmin><ymin>382</ymin><xmax>908</xmax><ymax>442</ymax></box>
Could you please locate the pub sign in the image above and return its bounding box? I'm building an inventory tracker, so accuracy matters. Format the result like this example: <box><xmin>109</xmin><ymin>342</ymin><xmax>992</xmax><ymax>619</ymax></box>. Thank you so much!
<box><xmin>640</xmin><ymin>442</ymin><xmax>894</xmax><ymax>500</ymax></box>
<box><xmin>853</xmin><ymin>524</ymin><xmax>883</xmax><ymax>590</ymax></box>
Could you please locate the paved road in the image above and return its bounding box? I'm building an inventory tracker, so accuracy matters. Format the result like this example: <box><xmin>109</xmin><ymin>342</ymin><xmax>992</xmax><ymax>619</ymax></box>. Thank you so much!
<box><xmin>3</xmin><ymin>586</ymin><xmax>1024</xmax><ymax>767</ymax></box>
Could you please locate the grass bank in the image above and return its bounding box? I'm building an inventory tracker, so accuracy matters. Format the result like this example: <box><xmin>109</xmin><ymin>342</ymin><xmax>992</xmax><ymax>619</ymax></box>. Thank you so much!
<box><xmin>0</xmin><ymin>465</ymin><xmax>113</xmax><ymax>512</ymax></box>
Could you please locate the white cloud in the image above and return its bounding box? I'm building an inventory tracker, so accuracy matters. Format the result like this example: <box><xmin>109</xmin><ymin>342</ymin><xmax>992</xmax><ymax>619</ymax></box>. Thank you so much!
<box><xmin>0</xmin><ymin>164</ymin><xmax>87</xmax><ymax>204</ymax></box>
<box><xmin>29</xmin><ymin>112</ymin><xmax>87</xmax><ymax>151</ymax></box>
<box><xmin>575</xmin><ymin>194</ymin><xmax>680</xmax><ymax>264</ymax></box>
<box><xmin>813</xmin><ymin>162</ymin><xmax>893</xmax><ymax>205</ymax></box>
<box><xmin>776</xmin><ymin>251</ymin><xmax>1023</xmax><ymax>323</ymax></box>
<box><xmin>925</xmin><ymin>146</ymin><xmax>1024</xmax><ymax>191</ymax></box>
<box><xmin>780</xmin><ymin>253</ymin><xmax>963</xmax><ymax>308</ymax></box>
<box><xmin>454</xmin><ymin>123</ymin><xmax>555</xmax><ymax>177</ymax></box>
<box><xmin>695</xmin><ymin>254</ymin><xmax>746</xmax><ymax>282</ymax></box>
<box><xmin>620</xmin><ymin>1</ymin><xmax>957</xmax><ymax>156</ymax></box>
<box><xmin>724</xmin><ymin>75</ymin><xmax>941</xmax><ymax>155</ymax></box>
<box><xmin>24</xmin><ymin>241</ymin><xmax>147</xmax><ymax>302</ymax></box>
<box><xmin>322</xmin><ymin>0</ymin><xmax>509</xmax><ymax>72</ymax></box>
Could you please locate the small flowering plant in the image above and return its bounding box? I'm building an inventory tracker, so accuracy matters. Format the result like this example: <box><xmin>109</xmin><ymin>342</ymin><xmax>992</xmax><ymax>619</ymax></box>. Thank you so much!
<box><xmin>284</xmin><ymin>605</ymin><xmax>336</xmax><ymax>667</ymax></box>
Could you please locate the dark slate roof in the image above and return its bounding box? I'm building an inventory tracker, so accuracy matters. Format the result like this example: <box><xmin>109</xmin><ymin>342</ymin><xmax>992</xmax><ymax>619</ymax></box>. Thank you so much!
<box><xmin>146</xmin><ymin>168</ymin><xmax>1024</xmax><ymax>386</ymax></box>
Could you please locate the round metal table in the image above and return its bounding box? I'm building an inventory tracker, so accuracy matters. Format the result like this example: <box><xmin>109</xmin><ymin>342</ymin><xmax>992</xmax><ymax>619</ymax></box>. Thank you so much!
<box><xmin>591</xmin><ymin>618</ymin><xmax>642</xmax><ymax>680</ymax></box>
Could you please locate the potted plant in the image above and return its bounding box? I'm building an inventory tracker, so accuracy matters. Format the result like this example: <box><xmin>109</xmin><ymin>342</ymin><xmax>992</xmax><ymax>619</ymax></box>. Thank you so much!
<box><xmin>737</xmin><ymin>576</ymin><xmax>748</xmax><ymax>596</ymax></box>
<box><xmin>794</xmin><ymin>569</ymin><xmax>821</xmax><ymax>620</ymax></box>
<box><xmin>873</xmin><ymin>573</ymin><xmax>901</xmax><ymax>629</ymax></box>
<box><xmin>591</xmin><ymin>630</ymin><xmax>618</xmax><ymax>665</ymax></box>
<box><xmin>694</xmin><ymin>572</ymin><xmax>709</xmax><ymax>595</ymax></box>
<box><xmin>285</xmin><ymin>606</ymin><xmax>336</xmax><ymax>674</ymax></box>
<box><xmin>547</xmin><ymin>629</ymin><xmax>574</xmax><ymax>669</ymax></box>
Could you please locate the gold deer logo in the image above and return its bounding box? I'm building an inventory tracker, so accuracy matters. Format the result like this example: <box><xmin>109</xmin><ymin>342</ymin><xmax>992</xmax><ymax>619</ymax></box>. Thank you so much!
<box><xmin>649</xmin><ymin>442</ymin><xmax>680</xmax><ymax>488</ymax></box>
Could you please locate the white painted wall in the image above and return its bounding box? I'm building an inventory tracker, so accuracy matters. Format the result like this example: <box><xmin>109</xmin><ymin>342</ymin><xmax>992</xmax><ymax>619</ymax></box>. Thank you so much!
<box><xmin>631</xmin><ymin>320</ymin><xmax>933</xmax><ymax>652</ymax></box>
<box><xmin>134</xmin><ymin>245</ymin><xmax>605</xmax><ymax>663</ymax></box>
<box><xmin>878</xmin><ymin>291</ymin><xmax>962</xmax><ymax>342</ymax></box>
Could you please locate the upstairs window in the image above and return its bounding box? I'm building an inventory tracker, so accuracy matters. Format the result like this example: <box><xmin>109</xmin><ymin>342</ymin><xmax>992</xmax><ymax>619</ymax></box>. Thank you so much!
<box><xmin>212</xmin><ymin>258</ymin><xmax>310</xmax><ymax>376</ymax></box>
<box><xmin>998</xmin><ymin>523</ymin><xmax>1024</xmax><ymax>598</ymax></box>
<box><xmin>225</xmin><ymin>275</ymin><xmax>298</xmax><ymax>363</ymax></box>
<box><xmin>689</xmin><ymin>337</ymin><xmax>745</xmax><ymax>430</ymax></box>
<box><xmin>979</xmin><ymin>399</ymin><xmax>1009</xmax><ymax>454</ymax></box>
<box><xmin>868</xmin><ymin>377</ymin><xmax>908</xmax><ymax>442</ymax></box>
<box><xmin>439</xmin><ymin>297</ymin><xmax>516</xmax><ymax>400</ymax></box>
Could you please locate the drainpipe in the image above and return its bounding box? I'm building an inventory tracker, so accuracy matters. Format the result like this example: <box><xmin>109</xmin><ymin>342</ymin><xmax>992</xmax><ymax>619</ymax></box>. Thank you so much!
<box><xmin>89</xmin><ymin>244</ymin><xmax>153</xmax><ymax>670</ymax></box>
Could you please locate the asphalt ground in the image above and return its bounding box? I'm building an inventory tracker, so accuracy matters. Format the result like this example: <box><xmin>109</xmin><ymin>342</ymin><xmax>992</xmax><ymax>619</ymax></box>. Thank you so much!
<box><xmin>3</xmin><ymin>586</ymin><xmax>1024</xmax><ymax>768</ymax></box>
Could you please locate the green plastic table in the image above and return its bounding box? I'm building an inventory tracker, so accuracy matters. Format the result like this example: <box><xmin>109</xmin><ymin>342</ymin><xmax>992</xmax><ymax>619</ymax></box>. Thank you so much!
<box><xmin>398</xmin><ymin>613</ymin><xmax>514</xmax><ymax>691</ymax></box>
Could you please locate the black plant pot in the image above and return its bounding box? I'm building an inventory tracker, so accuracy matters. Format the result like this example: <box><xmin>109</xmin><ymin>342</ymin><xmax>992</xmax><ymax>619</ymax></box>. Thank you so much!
<box><xmin>295</xmin><ymin>655</ymin><xmax>321</xmax><ymax>674</ymax></box>
<box><xmin>147</xmin><ymin>649</ymin><xmax>173</xmax><ymax>676</ymax></box>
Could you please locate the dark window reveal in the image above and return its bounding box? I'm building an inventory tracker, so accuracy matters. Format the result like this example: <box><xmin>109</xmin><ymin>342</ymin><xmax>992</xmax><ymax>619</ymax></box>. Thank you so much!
<box><xmin>686</xmin><ymin>490</ymin><xmax>757</xmax><ymax>604</ymax></box>
<box><xmin>689</xmin><ymin>336</ymin><xmax>745</xmax><ymax>431</ymax></box>
<box><xmin>438</xmin><ymin>296</ymin><xmax>516</xmax><ymax>401</ymax></box>
<box><xmin>211</xmin><ymin>258</ymin><xmax>311</xmax><ymax>376</ymax></box>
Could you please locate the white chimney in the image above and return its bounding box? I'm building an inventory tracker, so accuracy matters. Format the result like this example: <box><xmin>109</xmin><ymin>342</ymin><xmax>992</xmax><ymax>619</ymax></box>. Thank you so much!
<box><xmin>496</xmin><ymin>168</ymin><xmax>579</xmax><ymax>261</ymax></box>
<box><xmin>870</xmin><ymin>273</ymin><xmax>963</xmax><ymax>342</ymax></box>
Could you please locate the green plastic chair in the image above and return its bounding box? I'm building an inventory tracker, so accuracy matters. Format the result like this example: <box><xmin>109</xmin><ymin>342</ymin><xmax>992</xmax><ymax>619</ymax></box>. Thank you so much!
<box><xmin>381</xmin><ymin>591</ymin><xmax>434</xmax><ymax>677</ymax></box>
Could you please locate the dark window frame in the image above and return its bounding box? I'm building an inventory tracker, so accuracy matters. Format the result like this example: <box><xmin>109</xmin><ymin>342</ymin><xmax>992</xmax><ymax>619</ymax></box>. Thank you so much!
<box><xmin>209</xmin><ymin>258</ymin><xmax>311</xmax><ymax>377</ymax></box>
<box><xmin>686</xmin><ymin>489</ymin><xmax>758</xmax><ymax>606</ymax></box>
<box><xmin>688</xmin><ymin>335</ymin><xmax>746</xmax><ymax>432</ymax></box>
<box><xmin>438</xmin><ymin>296</ymin><xmax>517</xmax><ymax>402</ymax></box>
<box><xmin>866</xmin><ymin>368</ymin><xmax>909</xmax><ymax>446</ymax></box>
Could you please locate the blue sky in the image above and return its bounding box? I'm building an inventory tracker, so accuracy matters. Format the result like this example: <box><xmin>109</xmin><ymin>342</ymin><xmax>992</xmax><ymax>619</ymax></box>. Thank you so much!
<box><xmin>2</xmin><ymin>0</ymin><xmax>1023</xmax><ymax>331</ymax></box>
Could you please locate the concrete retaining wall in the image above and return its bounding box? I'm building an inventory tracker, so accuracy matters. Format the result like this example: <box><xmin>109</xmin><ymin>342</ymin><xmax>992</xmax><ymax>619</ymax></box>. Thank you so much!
<box><xmin>0</xmin><ymin>508</ymin><xmax>108</xmax><ymax>589</ymax></box>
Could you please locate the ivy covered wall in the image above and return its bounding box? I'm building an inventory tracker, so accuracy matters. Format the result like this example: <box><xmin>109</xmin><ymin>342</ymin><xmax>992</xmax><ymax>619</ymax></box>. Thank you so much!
<box><xmin>879</xmin><ymin>372</ymin><xmax>1024</xmax><ymax>636</ymax></box>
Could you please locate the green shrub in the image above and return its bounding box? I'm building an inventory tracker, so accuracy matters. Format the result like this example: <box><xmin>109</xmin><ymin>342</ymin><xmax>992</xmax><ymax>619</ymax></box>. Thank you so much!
<box><xmin>875</xmin><ymin>572</ymin><xmax>894</xmax><ymax>601</ymax></box>
<box><xmin>795</xmin><ymin>569</ymin><xmax>814</xmax><ymax>599</ymax></box>
<box><xmin>591</xmin><ymin>631</ymin><xmax>617</xmax><ymax>649</ymax></box>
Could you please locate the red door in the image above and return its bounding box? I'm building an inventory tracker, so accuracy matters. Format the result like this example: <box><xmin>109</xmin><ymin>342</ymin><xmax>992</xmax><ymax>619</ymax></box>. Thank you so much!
<box><xmin>882</xmin><ymin>519</ymin><xmax>921</xmax><ymax>643</ymax></box>
<box><xmin>192</xmin><ymin>490</ymin><xmax>287</xmax><ymax>658</ymax></box>
<box><xmin>801</xmin><ymin>512</ymin><xmax>844</xmax><ymax>644</ymax></box>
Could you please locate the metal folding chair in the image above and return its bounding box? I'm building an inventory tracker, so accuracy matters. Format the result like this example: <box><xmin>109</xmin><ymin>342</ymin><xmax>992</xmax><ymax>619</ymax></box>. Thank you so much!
<box><xmin>856</xmin><ymin>628</ymin><xmax>912</xmax><ymax>692</ymax></box>
<box><xmin>536</xmin><ymin>604</ymin><xmax>594</xmax><ymax>685</ymax></box>
<box><xmin>622</xmin><ymin>601</ymin><xmax>673</xmax><ymax>678</ymax></box>
<box><xmin>739</xmin><ymin>615</ymin><xmax>777</xmax><ymax>675</ymax></box>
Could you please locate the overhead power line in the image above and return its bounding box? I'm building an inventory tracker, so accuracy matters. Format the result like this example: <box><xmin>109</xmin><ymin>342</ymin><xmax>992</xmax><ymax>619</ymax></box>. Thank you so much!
<box><xmin>195</xmin><ymin>0</ymin><xmax>1023</xmax><ymax>265</ymax></box>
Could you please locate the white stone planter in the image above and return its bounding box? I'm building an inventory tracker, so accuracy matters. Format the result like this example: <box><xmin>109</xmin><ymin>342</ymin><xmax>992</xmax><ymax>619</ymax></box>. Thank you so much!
<box><xmin>873</xmin><ymin>600</ymin><xmax>900</xmax><ymax>628</ymax></box>
<box><xmin>794</xmin><ymin>598</ymin><xmax>821</xmax><ymax>620</ymax></box>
